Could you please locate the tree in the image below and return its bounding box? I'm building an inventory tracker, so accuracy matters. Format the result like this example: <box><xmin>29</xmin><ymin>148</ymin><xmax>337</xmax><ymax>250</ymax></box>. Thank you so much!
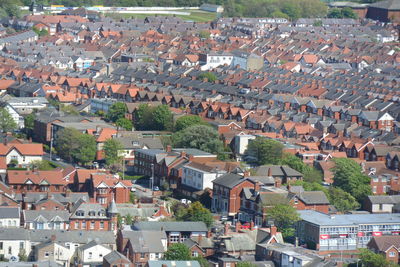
<box><xmin>103</xmin><ymin>138</ymin><xmax>123</xmax><ymax>166</ymax></box>
<box><xmin>164</xmin><ymin>243</ymin><xmax>191</xmax><ymax>260</ymax></box>
<box><xmin>54</xmin><ymin>128</ymin><xmax>81</xmax><ymax>162</ymax></box>
<box><xmin>333</xmin><ymin>158</ymin><xmax>371</xmax><ymax>203</ymax></box>
<box><xmin>328</xmin><ymin>8</ymin><xmax>343</xmax><ymax>18</ymax></box>
<box><xmin>60</xmin><ymin>104</ymin><xmax>79</xmax><ymax>115</ymax></box>
<box><xmin>280</xmin><ymin>153</ymin><xmax>322</xmax><ymax>183</ymax></box>
<box><xmin>106</xmin><ymin>102</ymin><xmax>127</xmax><ymax>122</ymax></box>
<box><xmin>176</xmin><ymin>201</ymin><xmax>214</xmax><ymax>228</ymax></box>
<box><xmin>327</xmin><ymin>187</ymin><xmax>360</xmax><ymax>213</ymax></box>
<box><xmin>173</xmin><ymin>125</ymin><xmax>224</xmax><ymax>155</ymax></box>
<box><xmin>236</xmin><ymin>262</ymin><xmax>258</xmax><ymax>267</ymax></box>
<box><xmin>116</xmin><ymin>117</ymin><xmax>133</xmax><ymax>131</ymax></box>
<box><xmin>134</xmin><ymin>104</ymin><xmax>153</xmax><ymax>130</ymax></box>
<box><xmin>125</xmin><ymin>214</ymin><xmax>133</xmax><ymax>225</ymax></box>
<box><xmin>266</xmin><ymin>204</ymin><xmax>300</xmax><ymax>239</ymax></box>
<box><xmin>72</xmin><ymin>134</ymin><xmax>96</xmax><ymax>165</ymax></box>
<box><xmin>152</xmin><ymin>105</ymin><xmax>173</xmax><ymax>131</ymax></box>
<box><xmin>0</xmin><ymin>107</ymin><xmax>17</xmax><ymax>133</ymax></box>
<box><xmin>359</xmin><ymin>248</ymin><xmax>396</xmax><ymax>267</ymax></box>
<box><xmin>198</xmin><ymin>72</ymin><xmax>217</xmax><ymax>82</ymax></box>
<box><xmin>199</xmin><ymin>30</ymin><xmax>211</xmax><ymax>39</ymax></box>
<box><xmin>244</xmin><ymin>137</ymin><xmax>283</xmax><ymax>165</ymax></box>
<box><xmin>341</xmin><ymin>7</ymin><xmax>357</xmax><ymax>19</ymax></box>
<box><xmin>175</xmin><ymin>115</ymin><xmax>206</xmax><ymax>132</ymax></box>
<box><xmin>24</xmin><ymin>113</ymin><xmax>35</xmax><ymax>131</ymax></box>
<box><xmin>30</xmin><ymin>160</ymin><xmax>56</xmax><ymax>171</ymax></box>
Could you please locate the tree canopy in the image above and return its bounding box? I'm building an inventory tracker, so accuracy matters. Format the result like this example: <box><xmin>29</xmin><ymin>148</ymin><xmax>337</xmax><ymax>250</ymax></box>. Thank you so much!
<box><xmin>116</xmin><ymin>117</ymin><xmax>133</xmax><ymax>131</ymax></box>
<box><xmin>175</xmin><ymin>115</ymin><xmax>206</xmax><ymax>132</ymax></box>
<box><xmin>54</xmin><ymin>128</ymin><xmax>96</xmax><ymax>164</ymax></box>
<box><xmin>280</xmin><ymin>153</ymin><xmax>323</xmax><ymax>183</ymax></box>
<box><xmin>266</xmin><ymin>203</ymin><xmax>300</xmax><ymax>240</ymax></box>
<box><xmin>164</xmin><ymin>243</ymin><xmax>191</xmax><ymax>260</ymax></box>
<box><xmin>134</xmin><ymin>104</ymin><xmax>173</xmax><ymax>131</ymax></box>
<box><xmin>332</xmin><ymin>158</ymin><xmax>371</xmax><ymax>202</ymax></box>
<box><xmin>244</xmin><ymin>137</ymin><xmax>283</xmax><ymax>165</ymax></box>
<box><xmin>103</xmin><ymin>138</ymin><xmax>123</xmax><ymax>166</ymax></box>
<box><xmin>198</xmin><ymin>72</ymin><xmax>217</xmax><ymax>82</ymax></box>
<box><xmin>106</xmin><ymin>102</ymin><xmax>127</xmax><ymax>122</ymax></box>
<box><xmin>172</xmin><ymin>125</ymin><xmax>224</xmax><ymax>155</ymax></box>
<box><xmin>328</xmin><ymin>7</ymin><xmax>357</xmax><ymax>19</ymax></box>
<box><xmin>0</xmin><ymin>107</ymin><xmax>17</xmax><ymax>133</ymax></box>
<box><xmin>174</xmin><ymin>201</ymin><xmax>214</xmax><ymax>228</ymax></box>
<box><xmin>359</xmin><ymin>248</ymin><xmax>398</xmax><ymax>267</ymax></box>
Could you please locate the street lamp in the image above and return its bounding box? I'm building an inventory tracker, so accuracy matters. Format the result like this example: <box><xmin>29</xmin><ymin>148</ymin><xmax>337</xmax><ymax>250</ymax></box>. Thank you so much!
<box><xmin>150</xmin><ymin>163</ymin><xmax>154</xmax><ymax>191</ymax></box>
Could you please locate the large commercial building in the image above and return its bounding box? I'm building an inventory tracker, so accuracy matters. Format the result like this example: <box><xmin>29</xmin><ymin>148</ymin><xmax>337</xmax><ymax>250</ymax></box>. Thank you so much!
<box><xmin>297</xmin><ymin>210</ymin><xmax>400</xmax><ymax>251</ymax></box>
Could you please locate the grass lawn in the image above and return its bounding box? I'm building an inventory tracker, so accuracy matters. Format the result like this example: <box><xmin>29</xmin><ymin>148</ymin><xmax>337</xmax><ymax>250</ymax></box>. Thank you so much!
<box><xmin>105</xmin><ymin>10</ymin><xmax>217</xmax><ymax>22</ymax></box>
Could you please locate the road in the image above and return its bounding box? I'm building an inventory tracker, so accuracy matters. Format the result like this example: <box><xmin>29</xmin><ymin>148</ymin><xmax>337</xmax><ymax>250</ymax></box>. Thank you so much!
<box><xmin>43</xmin><ymin>153</ymin><xmax>78</xmax><ymax>169</ymax></box>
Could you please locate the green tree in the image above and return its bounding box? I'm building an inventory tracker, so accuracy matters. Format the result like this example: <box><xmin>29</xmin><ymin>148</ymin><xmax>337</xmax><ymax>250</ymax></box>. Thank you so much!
<box><xmin>266</xmin><ymin>204</ymin><xmax>300</xmax><ymax>239</ymax></box>
<box><xmin>198</xmin><ymin>72</ymin><xmax>217</xmax><ymax>82</ymax></box>
<box><xmin>72</xmin><ymin>134</ymin><xmax>96</xmax><ymax>165</ymax></box>
<box><xmin>359</xmin><ymin>248</ymin><xmax>396</xmax><ymax>267</ymax></box>
<box><xmin>280</xmin><ymin>153</ymin><xmax>322</xmax><ymax>183</ymax></box>
<box><xmin>116</xmin><ymin>117</ymin><xmax>133</xmax><ymax>131</ymax></box>
<box><xmin>236</xmin><ymin>262</ymin><xmax>258</xmax><ymax>267</ymax></box>
<box><xmin>18</xmin><ymin>249</ymin><xmax>28</xmax><ymax>262</ymax></box>
<box><xmin>244</xmin><ymin>137</ymin><xmax>283</xmax><ymax>165</ymax></box>
<box><xmin>327</xmin><ymin>187</ymin><xmax>360</xmax><ymax>213</ymax></box>
<box><xmin>176</xmin><ymin>201</ymin><xmax>214</xmax><ymax>228</ymax></box>
<box><xmin>103</xmin><ymin>138</ymin><xmax>123</xmax><ymax>166</ymax></box>
<box><xmin>54</xmin><ymin>128</ymin><xmax>81</xmax><ymax>162</ymax></box>
<box><xmin>328</xmin><ymin>8</ymin><xmax>343</xmax><ymax>18</ymax></box>
<box><xmin>333</xmin><ymin>158</ymin><xmax>372</xmax><ymax>203</ymax></box>
<box><xmin>175</xmin><ymin>115</ymin><xmax>206</xmax><ymax>132</ymax></box>
<box><xmin>106</xmin><ymin>102</ymin><xmax>127</xmax><ymax>122</ymax></box>
<box><xmin>24</xmin><ymin>113</ymin><xmax>35</xmax><ymax>131</ymax></box>
<box><xmin>152</xmin><ymin>105</ymin><xmax>173</xmax><ymax>131</ymax></box>
<box><xmin>341</xmin><ymin>7</ymin><xmax>357</xmax><ymax>18</ymax></box>
<box><xmin>164</xmin><ymin>243</ymin><xmax>191</xmax><ymax>260</ymax></box>
<box><xmin>60</xmin><ymin>104</ymin><xmax>79</xmax><ymax>115</ymax></box>
<box><xmin>199</xmin><ymin>30</ymin><xmax>211</xmax><ymax>39</ymax></box>
<box><xmin>134</xmin><ymin>103</ymin><xmax>153</xmax><ymax>130</ymax></box>
<box><xmin>125</xmin><ymin>214</ymin><xmax>133</xmax><ymax>225</ymax></box>
<box><xmin>0</xmin><ymin>107</ymin><xmax>17</xmax><ymax>133</ymax></box>
<box><xmin>172</xmin><ymin>125</ymin><xmax>224</xmax><ymax>155</ymax></box>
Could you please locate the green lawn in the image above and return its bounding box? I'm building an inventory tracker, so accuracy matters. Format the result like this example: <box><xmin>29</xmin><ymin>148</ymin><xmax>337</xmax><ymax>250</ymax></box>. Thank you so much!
<box><xmin>105</xmin><ymin>10</ymin><xmax>217</xmax><ymax>22</ymax></box>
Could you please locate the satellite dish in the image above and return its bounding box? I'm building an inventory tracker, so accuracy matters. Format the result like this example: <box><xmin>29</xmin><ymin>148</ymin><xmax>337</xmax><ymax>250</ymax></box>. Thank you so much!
<box><xmin>9</xmin><ymin>256</ymin><xmax>19</xmax><ymax>262</ymax></box>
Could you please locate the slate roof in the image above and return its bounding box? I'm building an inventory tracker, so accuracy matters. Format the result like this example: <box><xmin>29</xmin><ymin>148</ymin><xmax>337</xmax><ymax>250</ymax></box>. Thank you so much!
<box><xmin>23</xmin><ymin>210</ymin><xmax>70</xmax><ymax>222</ymax></box>
<box><xmin>212</xmin><ymin>173</ymin><xmax>247</xmax><ymax>188</ymax></box>
<box><xmin>132</xmin><ymin>221</ymin><xmax>208</xmax><ymax>232</ymax></box>
<box><xmin>0</xmin><ymin>207</ymin><xmax>19</xmax><ymax>219</ymax></box>
<box><xmin>121</xmin><ymin>230</ymin><xmax>166</xmax><ymax>253</ymax></box>
<box><xmin>369</xmin><ymin>0</ymin><xmax>400</xmax><ymax>10</ymax></box>
<box><xmin>298</xmin><ymin>191</ymin><xmax>330</xmax><ymax>205</ymax></box>
<box><xmin>103</xmin><ymin>251</ymin><xmax>131</xmax><ymax>264</ymax></box>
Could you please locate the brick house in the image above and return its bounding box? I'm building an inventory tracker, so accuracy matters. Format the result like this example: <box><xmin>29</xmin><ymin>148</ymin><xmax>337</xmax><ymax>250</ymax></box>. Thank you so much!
<box><xmin>117</xmin><ymin>229</ymin><xmax>167</xmax><ymax>266</ymax></box>
<box><xmin>69</xmin><ymin>199</ymin><xmax>118</xmax><ymax>232</ymax></box>
<box><xmin>211</xmin><ymin>173</ymin><xmax>257</xmax><ymax>217</ymax></box>
<box><xmin>368</xmin><ymin>235</ymin><xmax>400</xmax><ymax>264</ymax></box>
<box><xmin>6</xmin><ymin>169</ymin><xmax>73</xmax><ymax>194</ymax></box>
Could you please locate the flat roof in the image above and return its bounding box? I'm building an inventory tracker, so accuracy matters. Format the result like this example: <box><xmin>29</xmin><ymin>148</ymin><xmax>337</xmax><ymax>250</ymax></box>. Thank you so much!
<box><xmin>298</xmin><ymin>210</ymin><xmax>400</xmax><ymax>226</ymax></box>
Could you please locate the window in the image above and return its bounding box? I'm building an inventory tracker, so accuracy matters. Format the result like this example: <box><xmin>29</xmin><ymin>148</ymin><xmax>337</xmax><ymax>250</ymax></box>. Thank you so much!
<box><xmin>169</xmin><ymin>234</ymin><xmax>180</xmax><ymax>243</ymax></box>
<box><xmin>82</xmin><ymin>221</ymin><xmax>86</xmax><ymax>229</ymax></box>
<box><xmin>389</xmin><ymin>251</ymin><xmax>396</xmax><ymax>257</ymax></box>
<box><xmin>19</xmin><ymin>242</ymin><xmax>24</xmax><ymax>249</ymax></box>
<box><xmin>90</xmin><ymin>221</ymin><xmax>95</xmax><ymax>229</ymax></box>
<box><xmin>44</xmin><ymin>252</ymin><xmax>49</xmax><ymax>258</ymax></box>
<box><xmin>192</xmin><ymin>251</ymin><xmax>198</xmax><ymax>257</ymax></box>
<box><xmin>8</xmin><ymin>247</ymin><xmax>11</xmax><ymax>254</ymax></box>
<box><xmin>140</xmin><ymin>253</ymin><xmax>145</xmax><ymax>258</ymax></box>
<box><xmin>88</xmin><ymin>252</ymin><xmax>92</xmax><ymax>259</ymax></box>
<box><xmin>0</xmin><ymin>242</ymin><xmax>3</xmax><ymax>250</ymax></box>
<box><xmin>100</xmin><ymin>222</ymin><xmax>104</xmax><ymax>229</ymax></box>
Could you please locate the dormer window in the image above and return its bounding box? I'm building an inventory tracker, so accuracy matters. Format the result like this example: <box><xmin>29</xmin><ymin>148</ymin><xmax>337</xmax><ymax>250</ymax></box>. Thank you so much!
<box><xmin>88</xmin><ymin>210</ymin><xmax>96</xmax><ymax>216</ymax></box>
<box><xmin>76</xmin><ymin>210</ymin><xmax>84</xmax><ymax>216</ymax></box>
<box><xmin>98</xmin><ymin>210</ymin><xmax>106</xmax><ymax>216</ymax></box>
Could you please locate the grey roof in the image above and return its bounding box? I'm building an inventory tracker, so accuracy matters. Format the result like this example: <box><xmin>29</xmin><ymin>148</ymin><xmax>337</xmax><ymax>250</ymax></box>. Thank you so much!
<box><xmin>212</xmin><ymin>173</ymin><xmax>247</xmax><ymax>188</ymax></box>
<box><xmin>298</xmin><ymin>191</ymin><xmax>330</xmax><ymax>205</ymax></box>
<box><xmin>369</xmin><ymin>0</ymin><xmax>400</xmax><ymax>10</ymax></box>
<box><xmin>0</xmin><ymin>228</ymin><xmax>29</xmax><ymax>240</ymax></box>
<box><xmin>29</xmin><ymin>229</ymin><xmax>115</xmax><ymax>244</ymax></box>
<box><xmin>298</xmin><ymin>210</ymin><xmax>400</xmax><ymax>226</ymax></box>
<box><xmin>108</xmin><ymin>199</ymin><xmax>118</xmax><ymax>214</ymax></box>
<box><xmin>253</xmin><ymin>165</ymin><xmax>303</xmax><ymax>177</ymax></box>
<box><xmin>23</xmin><ymin>210</ymin><xmax>70</xmax><ymax>222</ymax></box>
<box><xmin>132</xmin><ymin>221</ymin><xmax>208</xmax><ymax>232</ymax></box>
<box><xmin>70</xmin><ymin>202</ymin><xmax>108</xmax><ymax>219</ymax></box>
<box><xmin>103</xmin><ymin>251</ymin><xmax>131</xmax><ymax>264</ymax></box>
<box><xmin>367</xmin><ymin>195</ymin><xmax>400</xmax><ymax>204</ymax></box>
<box><xmin>148</xmin><ymin>261</ymin><xmax>201</xmax><ymax>267</ymax></box>
<box><xmin>121</xmin><ymin>230</ymin><xmax>166</xmax><ymax>253</ymax></box>
<box><xmin>0</xmin><ymin>207</ymin><xmax>19</xmax><ymax>219</ymax></box>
